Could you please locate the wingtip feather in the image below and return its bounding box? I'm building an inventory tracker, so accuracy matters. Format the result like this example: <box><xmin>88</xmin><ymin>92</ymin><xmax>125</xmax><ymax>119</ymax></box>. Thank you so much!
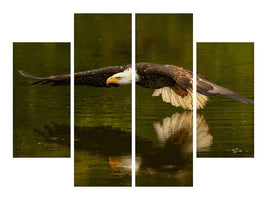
<box><xmin>18</xmin><ymin>70</ymin><xmax>42</xmax><ymax>80</ymax></box>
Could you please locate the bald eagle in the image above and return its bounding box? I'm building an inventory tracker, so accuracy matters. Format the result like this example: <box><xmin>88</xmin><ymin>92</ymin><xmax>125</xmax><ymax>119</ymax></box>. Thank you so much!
<box><xmin>18</xmin><ymin>62</ymin><xmax>253</xmax><ymax>110</ymax></box>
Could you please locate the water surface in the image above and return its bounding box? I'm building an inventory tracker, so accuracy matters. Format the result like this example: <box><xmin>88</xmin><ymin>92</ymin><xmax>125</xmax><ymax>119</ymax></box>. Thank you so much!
<box><xmin>136</xmin><ymin>14</ymin><xmax>193</xmax><ymax>186</ymax></box>
<box><xmin>74</xmin><ymin>14</ymin><xmax>132</xmax><ymax>186</ymax></box>
<box><xmin>197</xmin><ymin>43</ymin><xmax>254</xmax><ymax>157</ymax></box>
<box><xmin>13</xmin><ymin>43</ymin><xmax>70</xmax><ymax>157</ymax></box>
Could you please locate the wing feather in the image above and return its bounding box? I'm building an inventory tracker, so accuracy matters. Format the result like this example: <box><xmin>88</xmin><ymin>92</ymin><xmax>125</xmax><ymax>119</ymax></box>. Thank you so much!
<box><xmin>197</xmin><ymin>76</ymin><xmax>253</xmax><ymax>104</ymax></box>
<box><xmin>137</xmin><ymin>62</ymin><xmax>253</xmax><ymax>107</ymax></box>
<box><xmin>137</xmin><ymin>63</ymin><xmax>193</xmax><ymax>89</ymax></box>
<box><xmin>18</xmin><ymin>65</ymin><xmax>127</xmax><ymax>87</ymax></box>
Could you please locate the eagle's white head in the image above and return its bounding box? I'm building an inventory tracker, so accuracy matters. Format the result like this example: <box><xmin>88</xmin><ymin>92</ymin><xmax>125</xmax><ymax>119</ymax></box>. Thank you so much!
<box><xmin>106</xmin><ymin>68</ymin><xmax>140</xmax><ymax>86</ymax></box>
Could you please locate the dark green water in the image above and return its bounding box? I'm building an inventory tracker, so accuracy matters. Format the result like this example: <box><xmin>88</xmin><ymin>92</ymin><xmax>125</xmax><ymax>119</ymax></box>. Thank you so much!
<box><xmin>197</xmin><ymin>43</ymin><xmax>254</xmax><ymax>157</ymax></box>
<box><xmin>13</xmin><ymin>43</ymin><xmax>70</xmax><ymax>157</ymax></box>
<box><xmin>74</xmin><ymin>14</ymin><xmax>132</xmax><ymax>186</ymax></box>
<box><xmin>136</xmin><ymin>14</ymin><xmax>193</xmax><ymax>186</ymax></box>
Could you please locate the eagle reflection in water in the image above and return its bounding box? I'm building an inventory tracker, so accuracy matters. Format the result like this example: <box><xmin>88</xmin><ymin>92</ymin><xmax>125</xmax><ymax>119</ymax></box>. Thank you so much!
<box><xmin>109</xmin><ymin>112</ymin><xmax>212</xmax><ymax>186</ymax></box>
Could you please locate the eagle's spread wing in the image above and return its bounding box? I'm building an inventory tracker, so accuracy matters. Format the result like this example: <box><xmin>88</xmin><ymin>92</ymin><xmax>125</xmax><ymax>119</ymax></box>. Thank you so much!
<box><xmin>18</xmin><ymin>70</ymin><xmax>71</xmax><ymax>86</ymax></box>
<box><xmin>18</xmin><ymin>65</ymin><xmax>128</xmax><ymax>87</ymax></box>
<box><xmin>136</xmin><ymin>62</ymin><xmax>253</xmax><ymax>109</ymax></box>
<box><xmin>137</xmin><ymin>63</ymin><xmax>193</xmax><ymax>89</ymax></box>
<box><xmin>197</xmin><ymin>76</ymin><xmax>254</xmax><ymax>104</ymax></box>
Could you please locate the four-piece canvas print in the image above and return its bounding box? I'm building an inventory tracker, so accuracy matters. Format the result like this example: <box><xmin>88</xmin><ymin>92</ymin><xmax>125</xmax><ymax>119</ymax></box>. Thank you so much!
<box><xmin>13</xmin><ymin>14</ymin><xmax>254</xmax><ymax>186</ymax></box>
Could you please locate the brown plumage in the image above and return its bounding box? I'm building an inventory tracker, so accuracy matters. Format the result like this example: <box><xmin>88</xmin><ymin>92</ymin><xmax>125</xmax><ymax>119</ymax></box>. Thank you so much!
<box><xmin>18</xmin><ymin>62</ymin><xmax>253</xmax><ymax>109</ymax></box>
<box><xmin>135</xmin><ymin>62</ymin><xmax>253</xmax><ymax>109</ymax></box>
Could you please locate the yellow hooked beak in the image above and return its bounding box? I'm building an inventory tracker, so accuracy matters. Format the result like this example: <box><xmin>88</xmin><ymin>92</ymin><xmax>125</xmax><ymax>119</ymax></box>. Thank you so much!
<box><xmin>106</xmin><ymin>76</ymin><xmax>120</xmax><ymax>86</ymax></box>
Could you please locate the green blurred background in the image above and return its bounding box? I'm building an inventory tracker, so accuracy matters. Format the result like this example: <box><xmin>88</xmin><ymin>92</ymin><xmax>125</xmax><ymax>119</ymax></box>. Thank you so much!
<box><xmin>13</xmin><ymin>43</ymin><xmax>70</xmax><ymax>157</ymax></box>
<box><xmin>136</xmin><ymin>14</ymin><xmax>193</xmax><ymax>186</ymax></box>
<box><xmin>74</xmin><ymin>14</ymin><xmax>132</xmax><ymax>186</ymax></box>
<box><xmin>197</xmin><ymin>43</ymin><xmax>254</xmax><ymax>157</ymax></box>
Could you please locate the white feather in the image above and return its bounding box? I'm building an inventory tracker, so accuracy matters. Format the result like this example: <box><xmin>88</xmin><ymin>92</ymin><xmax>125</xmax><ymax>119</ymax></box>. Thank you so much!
<box><xmin>152</xmin><ymin>87</ymin><xmax>208</xmax><ymax>110</ymax></box>
<box><xmin>152</xmin><ymin>89</ymin><xmax>161</xmax><ymax>96</ymax></box>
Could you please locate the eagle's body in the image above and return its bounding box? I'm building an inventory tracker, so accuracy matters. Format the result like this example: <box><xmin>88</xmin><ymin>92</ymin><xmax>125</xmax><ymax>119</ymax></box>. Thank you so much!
<box><xmin>18</xmin><ymin>62</ymin><xmax>253</xmax><ymax>110</ymax></box>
